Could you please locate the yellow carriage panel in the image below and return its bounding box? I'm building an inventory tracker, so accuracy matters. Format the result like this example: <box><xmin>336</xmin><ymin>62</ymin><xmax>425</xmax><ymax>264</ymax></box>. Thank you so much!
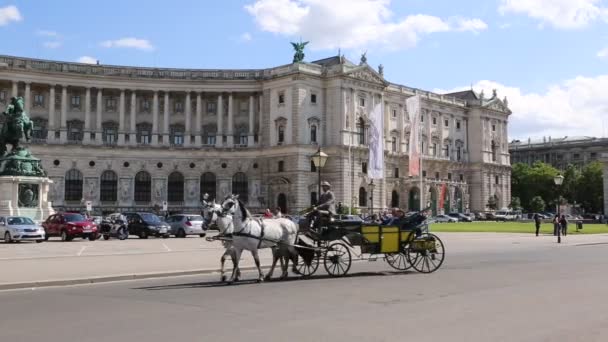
<box><xmin>380</xmin><ymin>226</ymin><xmax>400</xmax><ymax>253</ymax></box>
<box><xmin>362</xmin><ymin>225</ymin><xmax>380</xmax><ymax>243</ymax></box>
<box><xmin>400</xmin><ymin>230</ymin><xmax>413</xmax><ymax>242</ymax></box>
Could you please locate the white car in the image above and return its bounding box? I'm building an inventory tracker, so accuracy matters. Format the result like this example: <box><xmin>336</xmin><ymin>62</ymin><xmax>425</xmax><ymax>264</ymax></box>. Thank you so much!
<box><xmin>0</xmin><ymin>216</ymin><xmax>46</xmax><ymax>243</ymax></box>
<box><xmin>433</xmin><ymin>214</ymin><xmax>458</xmax><ymax>223</ymax></box>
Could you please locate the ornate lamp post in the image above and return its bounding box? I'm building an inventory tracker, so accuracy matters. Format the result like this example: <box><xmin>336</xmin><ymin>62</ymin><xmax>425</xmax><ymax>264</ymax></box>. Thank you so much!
<box><xmin>369</xmin><ymin>180</ymin><xmax>375</xmax><ymax>216</ymax></box>
<box><xmin>554</xmin><ymin>174</ymin><xmax>564</xmax><ymax>243</ymax></box>
<box><xmin>311</xmin><ymin>147</ymin><xmax>328</xmax><ymax>205</ymax></box>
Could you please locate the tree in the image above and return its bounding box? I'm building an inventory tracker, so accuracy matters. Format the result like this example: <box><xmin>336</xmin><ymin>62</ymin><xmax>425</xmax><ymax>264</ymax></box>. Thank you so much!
<box><xmin>576</xmin><ymin>161</ymin><xmax>603</xmax><ymax>213</ymax></box>
<box><xmin>511</xmin><ymin>162</ymin><xmax>559</xmax><ymax>211</ymax></box>
<box><xmin>508</xmin><ymin>197</ymin><xmax>522</xmax><ymax>211</ymax></box>
<box><xmin>529</xmin><ymin>196</ymin><xmax>546</xmax><ymax>213</ymax></box>
<box><xmin>487</xmin><ymin>196</ymin><xmax>498</xmax><ymax>210</ymax></box>
<box><xmin>561</xmin><ymin>164</ymin><xmax>581</xmax><ymax>204</ymax></box>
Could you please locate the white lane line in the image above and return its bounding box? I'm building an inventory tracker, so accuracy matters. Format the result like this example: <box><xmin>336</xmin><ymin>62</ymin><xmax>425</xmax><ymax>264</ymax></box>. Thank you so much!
<box><xmin>77</xmin><ymin>246</ymin><xmax>89</xmax><ymax>256</ymax></box>
<box><xmin>162</xmin><ymin>243</ymin><xmax>172</xmax><ymax>252</ymax></box>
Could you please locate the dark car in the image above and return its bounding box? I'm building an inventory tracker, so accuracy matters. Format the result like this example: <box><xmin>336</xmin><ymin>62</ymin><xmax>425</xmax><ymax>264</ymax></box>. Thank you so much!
<box><xmin>42</xmin><ymin>213</ymin><xmax>98</xmax><ymax>241</ymax></box>
<box><xmin>123</xmin><ymin>212</ymin><xmax>170</xmax><ymax>239</ymax></box>
<box><xmin>448</xmin><ymin>213</ymin><xmax>472</xmax><ymax>222</ymax></box>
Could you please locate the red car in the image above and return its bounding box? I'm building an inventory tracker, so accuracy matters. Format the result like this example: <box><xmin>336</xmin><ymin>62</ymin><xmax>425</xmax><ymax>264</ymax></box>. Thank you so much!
<box><xmin>42</xmin><ymin>213</ymin><xmax>98</xmax><ymax>241</ymax></box>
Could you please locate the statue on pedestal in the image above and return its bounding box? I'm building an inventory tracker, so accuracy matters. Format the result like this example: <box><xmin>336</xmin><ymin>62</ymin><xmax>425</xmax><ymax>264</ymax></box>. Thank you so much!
<box><xmin>291</xmin><ymin>41</ymin><xmax>309</xmax><ymax>63</ymax></box>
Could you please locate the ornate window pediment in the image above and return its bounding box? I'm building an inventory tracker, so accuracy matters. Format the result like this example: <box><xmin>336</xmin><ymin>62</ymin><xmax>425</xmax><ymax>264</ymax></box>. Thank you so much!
<box><xmin>307</xmin><ymin>116</ymin><xmax>320</xmax><ymax>125</ymax></box>
<box><xmin>274</xmin><ymin>116</ymin><xmax>288</xmax><ymax>126</ymax></box>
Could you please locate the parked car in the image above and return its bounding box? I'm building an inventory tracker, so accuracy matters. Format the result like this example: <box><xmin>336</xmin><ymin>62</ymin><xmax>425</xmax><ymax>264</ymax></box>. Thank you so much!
<box><xmin>166</xmin><ymin>214</ymin><xmax>206</xmax><ymax>238</ymax></box>
<box><xmin>433</xmin><ymin>214</ymin><xmax>458</xmax><ymax>223</ymax></box>
<box><xmin>0</xmin><ymin>216</ymin><xmax>45</xmax><ymax>243</ymax></box>
<box><xmin>42</xmin><ymin>213</ymin><xmax>98</xmax><ymax>241</ymax></box>
<box><xmin>123</xmin><ymin>212</ymin><xmax>170</xmax><ymax>239</ymax></box>
<box><xmin>447</xmin><ymin>213</ymin><xmax>472</xmax><ymax>222</ymax></box>
<box><xmin>98</xmin><ymin>213</ymin><xmax>129</xmax><ymax>240</ymax></box>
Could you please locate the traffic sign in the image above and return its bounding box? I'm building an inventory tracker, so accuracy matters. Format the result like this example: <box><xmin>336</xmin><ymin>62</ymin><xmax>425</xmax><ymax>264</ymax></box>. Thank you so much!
<box><xmin>162</xmin><ymin>201</ymin><xmax>168</xmax><ymax>211</ymax></box>
<box><xmin>85</xmin><ymin>201</ymin><xmax>92</xmax><ymax>212</ymax></box>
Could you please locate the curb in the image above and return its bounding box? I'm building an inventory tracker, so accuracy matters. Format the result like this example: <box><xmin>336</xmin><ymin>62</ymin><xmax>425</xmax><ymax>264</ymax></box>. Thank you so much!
<box><xmin>0</xmin><ymin>265</ymin><xmax>264</xmax><ymax>291</ymax></box>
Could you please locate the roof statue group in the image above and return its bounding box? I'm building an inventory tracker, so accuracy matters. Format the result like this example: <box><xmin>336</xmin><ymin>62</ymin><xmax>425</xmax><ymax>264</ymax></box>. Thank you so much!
<box><xmin>0</xmin><ymin>96</ymin><xmax>46</xmax><ymax>177</ymax></box>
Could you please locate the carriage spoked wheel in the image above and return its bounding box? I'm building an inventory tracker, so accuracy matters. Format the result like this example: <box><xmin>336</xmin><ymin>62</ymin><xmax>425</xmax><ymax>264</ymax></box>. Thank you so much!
<box><xmin>295</xmin><ymin>251</ymin><xmax>320</xmax><ymax>277</ymax></box>
<box><xmin>323</xmin><ymin>242</ymin><xmax>352</xmax><ymax>277</ymax></box>
<box><xmin>385</xmin><ymin>252</ymin><xmax>411</xmax><ymax>271</ymax></box>
<box><xmin>406</xmin><ymin>233</ymin><xmax>445</xmax><ymax>273</ymax></box>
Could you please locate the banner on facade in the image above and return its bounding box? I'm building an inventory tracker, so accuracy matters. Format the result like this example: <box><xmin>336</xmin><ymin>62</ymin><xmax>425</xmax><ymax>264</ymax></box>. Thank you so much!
<box><xmin>368</xmin><ymin>100</ymin><xmax>384</xmax><ymax>179</ymax></box>
<box><xmin>439</xmin><ymin>183</ymin><xmax>447</xmax><ymax>210</ymax></box>
<box><xmin>406</xmin><ymin>95</ymin><xmax>421</xmax><ymax>177</ymax></box>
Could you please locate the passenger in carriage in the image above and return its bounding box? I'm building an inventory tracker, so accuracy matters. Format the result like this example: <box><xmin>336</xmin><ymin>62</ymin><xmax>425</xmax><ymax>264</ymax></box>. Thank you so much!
<box><xmin>384</xmin><ymin>208</ymin><xmax>406</xmax><ymax>226</ymax></box>
<box><xmin>311</xmin><ymin>181</ymin><xmax>336</xmax><ymax>229</ymax></box>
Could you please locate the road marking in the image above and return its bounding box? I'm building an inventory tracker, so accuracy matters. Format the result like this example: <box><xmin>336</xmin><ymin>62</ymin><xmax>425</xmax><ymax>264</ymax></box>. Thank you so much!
<box><xmin>77</xmin><ymin>246</ymin><xmax>89</xmax><ymax>256</ymax></box>
<box><xmin>162</xmin><ymin>243</ymin><xmax>172</xmax><ymax>252</ymax></box>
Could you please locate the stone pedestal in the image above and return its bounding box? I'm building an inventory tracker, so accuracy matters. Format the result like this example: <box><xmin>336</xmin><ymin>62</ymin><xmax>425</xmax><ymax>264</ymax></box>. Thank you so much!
<box><xmin>0</xmin><ymin>176</ymin><xmax>54</xmax><ymax>221</ymax></box>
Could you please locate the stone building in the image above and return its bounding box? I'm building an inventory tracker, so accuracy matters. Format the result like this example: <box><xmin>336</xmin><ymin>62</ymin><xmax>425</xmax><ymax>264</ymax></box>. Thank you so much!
<box><xmin>509</xmin><ymin>136</ymin><xmax>605</xmax><ymax>170</ymax></box>
<box><xmin>0</xmin><ymin>54</ymin><xmax>511</xmax><ymax>215</ymax></box>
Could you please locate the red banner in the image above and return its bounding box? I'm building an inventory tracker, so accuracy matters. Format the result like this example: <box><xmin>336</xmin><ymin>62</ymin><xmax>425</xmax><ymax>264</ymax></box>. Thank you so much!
<box><xmin>438</xmin><ymin>183</ymin><xmax>447</xmax><ymax>210</ymax></box>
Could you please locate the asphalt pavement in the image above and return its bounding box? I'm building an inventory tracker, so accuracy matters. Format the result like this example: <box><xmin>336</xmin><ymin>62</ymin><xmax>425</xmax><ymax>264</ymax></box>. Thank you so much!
<box><xmin>1</xmin><ymin>234</ymin><xmax>608</xmax><ymax>342</ymax></box>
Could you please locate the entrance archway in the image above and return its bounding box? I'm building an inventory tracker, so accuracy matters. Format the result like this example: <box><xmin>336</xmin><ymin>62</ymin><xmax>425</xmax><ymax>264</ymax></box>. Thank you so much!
<box><xmin>277</xmin><ymin>193</ymin><xmax>287</xmax><ymax>213</ymax></box>
<box><xmin>454</xmin><ymin>188</ymin><xmax>463</xmax><ymax>213</ymax></box>
<box><xmin>408</xmin><ymin>187</ymin><xmax>420</xmax><ymax>212</ymax></box>
<box><xmin>391</xmin><ymin>190</ymin><xmax>399</xmax><ymax>208</ymax></box>
<box><xmin>430</xmin><ymin>187</ymin><xmax>438</xmax><ymax>216</ymax></box>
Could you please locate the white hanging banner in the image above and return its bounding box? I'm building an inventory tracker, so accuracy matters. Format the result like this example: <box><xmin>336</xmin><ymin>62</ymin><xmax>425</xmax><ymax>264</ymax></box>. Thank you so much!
<box><xmin>368</xmin><ymin>100</ymin><xmax>384</xmax><ymax>179</ymax></box>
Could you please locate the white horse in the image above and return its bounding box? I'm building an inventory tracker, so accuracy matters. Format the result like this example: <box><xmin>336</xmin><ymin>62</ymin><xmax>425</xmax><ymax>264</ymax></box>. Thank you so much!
<box><xmin>218</xmin><ymin>195</ymin><xmax>299</xmax><ymax>283</ymax></box>
<box><xmin>203</xmin><ymin>200</ymin><xmax>241</xmax><ymax>282</ymax></box>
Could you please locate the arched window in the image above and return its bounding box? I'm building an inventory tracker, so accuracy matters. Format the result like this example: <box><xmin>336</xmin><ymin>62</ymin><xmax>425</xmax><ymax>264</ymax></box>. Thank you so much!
<box><xmin>100</xmin><ymin>170</ymin><xmax>117</xmax><ymax>202</ymax></box>
<box><xmin>391</xmin><ymin>190</ymin><xmax>399</xmax><ymax>208</ymax></box>
<box><xmin>357</xmin><ymin>118</ymin><xmax>365</xmax><ymax>145</ymax></box>
<box><xmin>491</xmin><ymin>140</ymin><xmax>497</xmax><ymax>162</ymax></box>
<box><xmin>168</xmin><ymin>172</ymin><xmax>184</xmax><ymax>203</ymax></box>
<box><xmin>232</xmin><ymin>172</ymin><xmax>248</xmax><ymax>203</ymax></box>
<box><xmin>310</xmin><ymin>125</ymin><xmax>317</xmax><ymax>143</ymax></box>
<box><xmin>64</xmin><ymin>169</ymin><xmax>83</xmax><ymax>201</ymax></box>
<box><xmin>200</xmin><ymin>172</ymin><xmax>216</xmax><ymax>201</ymax></box>
<box><xmin>134</xmin><ymin>171</ymin><xmax>151</xmax><ymax>203</ymax></box>
<box><xmin>359</xmin><ymin>187</ymin><xmax>367</xmax><ymax>207</ymax></box>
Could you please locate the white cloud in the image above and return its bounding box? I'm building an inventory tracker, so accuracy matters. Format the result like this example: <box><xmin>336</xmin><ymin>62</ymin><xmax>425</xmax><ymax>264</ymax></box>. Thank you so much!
<box><xmin>438</xmin><ymin>75</ymin><xmax>608</xmax><ymax>140</ymax></box>
<box><xmin>598</xmin><ymin>47</ymin><xmax>608</xmax><ymax>58</ymax></box>
<box><xmin>0</xmin><ymin>5</ymin><xmax>22</xmax><ymax>26</ymax></box>
<box><xmin>240</xmin><ymin>32</ymin><xmax>253</xmax><ymax>42</ymax></box>
<box><xmin>100</xmin><ymin>37</ymin><xmax>154</xmax><ymax>51</ymax></box>
<box><xmin>43</xmin><ymin>41</ymin><xmax>62</xmax><ymax>49</ymax></box>
<box><xmin>77</xmin><ymin>56</ymin><xmax>97</xmax><ymax>64</ymax></box>
<box><xmin>498</xmin><ymin>0</ymin><xmax>608</xmax><ymax>29</ymax></box>
<box><xmin>244</xmin><ymin>0</ymin><xmax>487</xmax><ymax>50</ymax></box>
<box><xmin>36</xmin><ymin>30</ymin><xmax>58</xmax><ymax>37</ymax></box>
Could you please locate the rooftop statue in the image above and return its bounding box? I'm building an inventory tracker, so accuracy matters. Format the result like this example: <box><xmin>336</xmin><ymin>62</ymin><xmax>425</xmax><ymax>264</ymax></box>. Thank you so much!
<box><xmin>291</xmin><ymin>41</ymin><xmax>309</xmax><ymax>63</ymax></box>
<box><xmin>360</xmin><ymin>51</ymin><xmax>367</xmax><ymax>65</ymax></box>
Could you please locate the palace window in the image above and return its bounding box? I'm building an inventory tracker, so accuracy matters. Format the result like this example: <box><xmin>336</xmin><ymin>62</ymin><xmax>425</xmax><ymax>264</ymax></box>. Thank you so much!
<box><xmin>457</xmin><ymin>146</ymin><xmax>462</xmax><ymax>161</ymax></box>
<box><xmin>174</xmin><ymin>101</ymin><xmax>183</xmax><ymax>113</ymax></box>
<box><xmin>310</xmin><ymin>160</ymin><xmax>316</xmax><ymax>172</ymax></box>
<box><xmin>239</xmin><ymin>135</ymin><xmax>248</xmax><ymax>146</ymax></box>
<box><xmin>444</xmin><ymin>119</ymin><xmax>449</xmax><ymax>127</ymax></box>
<box><xmin>456</xmin><ymin>121</ymin><xmax>461</xmax><ymax>130</ymax></box>
<box><xmin>278</xmin><ymin>125</ymin><xmax>285</xmax><ymax>144</ymax></box>
<box><xmin>392</xmin><ymin>109</ymin><xmax>397</xmax><ymax>118</ymax></box>
<box><xmin>448</xmin><ymin>173</ymin><xmax>452</xmax><ymax>180</ymax></box>
<box><xmin>0</xmin><ymin>90</ymin><xmax>6</xmax><ymax>103</ymax></box>
<box><xmin>232</xmin><ymin>172</ymin><xmax>248</xmax><ymax>203</ymax></box>
<box><xmin>105</xmin><ymin>97</ymin><xmax>117</xmax><ymax>112</ymax></box>
<box><xmin>200</xmin><ymin>172</ymin><xmax>216</xmax><ymax>201</ymax></box>
<box><xmin>100</xmin><ymin>170</ymin><xmax>118</xmax><ymax>202</ymax></box>
<box><xmin>134</xmin><ymin>171</ymin><xmax>151</xmax><ymax>203</ymax></box>
<box><xmin>141</xmin><ymin>99</ymin><xmax>150</xmax><ymax>113</ymax></box>
<box><xmin>168</xmin><ymin>172</ymin><xmax>184</xmax><ymax>203</ymax></box>
<box><xmin>170</xmin><ymin>125</ymin><xmax>185</xmax><ymax>146</ymax></box>
<box><xmin>357</xmin><ymin>118</ymin><xmax>365</xmax><ymax>145</ymax></box>
<box><xmin>278</xmin><ymin>161</ymin><xmax>284</xmax><ymax>172</ymax></box>
<box><xmin>443</xmin><ymin>144</ymin><xmax>450</xmax><ymax>158</ymax></box>
<box><xmin>137</xmin><ymin>123</ymin><xmax>152</xmax><ymax>145</ymax></box>
<box><xmin>492</xmin><ymin>124</ymin><xmax>496</xmax><ymax>132</ymax></box>
<box><xmin>310</xmin><ymin>125</ymin><xmax>317</xmax><ymax>143</ymax></box>
<box><xmin>207</xmin><ymin>101</ymin><xmax>217</xmax><ymax>115</ymax></box>
<box><xmin>311</xmin><ymin>93</ymin><xmax>317</xmax><ymax>104</ymax></box>
<box><xmin>432</xmin><ymin>143</ymin><xmax>437</xmax><ymax>156</ymax></box>
<box><xmin>278</xmin><ymin>92</ymin><xmax>285</xmax><ymax>104</ymax></box>
<box><xmin>34</xmin><ymin>94</ymin><xmax>45</xmax><ymax>108</ymax></box>
<box><xmin>64</xmin><ymin>169</ymin><xmax>83</xmax><ymax>202</ymax></box>
<box><xmin>67</xmin><ymin>120</ymin><xmax>83</xmax><ymax>142</ymax></box>
<box><xmin>391</xmin><ymin>137</ymin><xmax>397</xmax><ymax>152</ymax></box>
<box><xmin>358</xmin><ymin>97</ymin><xmax>365</xmax><ymax>107</ymax></box>
<box><xmin>460</xmin><ymin>174</ymin><xmax>464</xmax><ymax>182</ymax></box>
<box><xmin>310</xmin><ymin>192</ymin><xmax>318</xmax><ymax>206</ymax></box>
<box><xmin>420</xmin><ymin>114</ymin><xmax>424</xmax><ymax>123</ymax></box>
<box><xmin>32</xmin><ymin>118</ymin><xmax>47</xmax><ymax>140</ymax></box>
<box><xmin>491</xmin><ymin>140</ymin><xmax>497</xmax><ymax>162</ymax></box>
<box><xmin>495</xmin><ymin>175</ymin><xmax>499</xmax><ymax>185</ymax></box>
<box><xmin>435</xmin><ymin>172</ymin><xmax>440</xmax><ymax>179</ymax></box>
<box><xmin>362</xmin><ymin>162</ymin><xmax>368</xmax><ymax>174</ymax></box>
<box><xmin>102</xmin><ymin>123</ymin><xmax>118</xmax><ymax>144</ymax></box>
<box><xmin>422</xmin><ymin>170</ymin><xmax>427</xmax><ymax>177</ymax></box>
<box><xmin>432</xmin><ymin>117</ymin><xmax>437</xmax><ymax>125</ymax></box>
<box><xmin>359</xmin><ymin>187</ymin><xmax>367</xmax><ymax>207</ymax></box>
<box><xmin>205</xmin><ymin>136</ymin><xmax>216</xmax><ymax>145</ymax></box>
<box><xmin>71</xmin><ymin>95</ymin><xmax>81</xmax><ymax>110</ymax></box>
<box><xmin>394</xmin><ymin>168</ymin><xmax>399</xmax><ymax>178</ymax></box>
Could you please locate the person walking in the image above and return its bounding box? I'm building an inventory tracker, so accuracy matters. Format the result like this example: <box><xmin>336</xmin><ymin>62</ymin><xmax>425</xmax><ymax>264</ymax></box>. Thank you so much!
<box><xmin>534</xmin><ymin>213</ymin><xmax>541</xmax><ymax>236</ymax></box>
<box><xmin>560</xmin><ymin>215</ymin><xmax>568</xmax><ymax>236</ymax></box>
<box><xmin>552</xmin><ymin>215</ymin><xmax>560</xmax><ymax>236</ymax></box>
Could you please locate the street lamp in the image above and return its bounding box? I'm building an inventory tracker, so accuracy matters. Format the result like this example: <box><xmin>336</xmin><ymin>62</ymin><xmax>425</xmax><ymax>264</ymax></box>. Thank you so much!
<box><xmin>369</xmin><ymin>180</ymin><xmax>375</xmax><ymax>216</ymax></box>
<box><xmin>311</xmin><ymin>147</ymin><xmax>328</xmax><ymax>205</ymax></box>
<box><xmin>554</xmin><ymin>174</ymin><xmax>564</xmax><ymax>243</ymax></box>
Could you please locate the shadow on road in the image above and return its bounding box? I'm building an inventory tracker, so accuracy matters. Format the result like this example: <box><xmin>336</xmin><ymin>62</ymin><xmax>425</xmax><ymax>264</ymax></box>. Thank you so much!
<box><xmin>133</xmin><ymin>270</ymin><xmax>414</xmax><ymax>291</ymax></box>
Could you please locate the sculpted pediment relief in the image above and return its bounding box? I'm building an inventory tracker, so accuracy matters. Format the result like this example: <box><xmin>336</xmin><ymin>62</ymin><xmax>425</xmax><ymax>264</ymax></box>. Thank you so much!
<box><xmin>345</xmin><ymin>66</ymin><xmax>387</xmax><ymax>85</ymax></box>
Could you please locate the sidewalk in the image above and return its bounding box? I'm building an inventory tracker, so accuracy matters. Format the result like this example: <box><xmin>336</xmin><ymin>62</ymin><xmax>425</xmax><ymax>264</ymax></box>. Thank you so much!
<box><xmin>1</xmin><ymin>232</ymin><xmax>607</xmax><ymax>290</ymax></box>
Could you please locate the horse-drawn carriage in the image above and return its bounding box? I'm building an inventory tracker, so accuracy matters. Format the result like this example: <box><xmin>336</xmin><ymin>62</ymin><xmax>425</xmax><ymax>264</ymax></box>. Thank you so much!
<box><xmin>294</xmin><ymin>210</ymin><xmax>445</xmax><ymax>277</ymax></box>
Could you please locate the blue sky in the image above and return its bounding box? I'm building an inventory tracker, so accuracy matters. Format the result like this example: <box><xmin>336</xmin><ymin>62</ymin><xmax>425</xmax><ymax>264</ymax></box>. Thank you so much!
<box><xmin>2</xmin><ymin>0</ymin><xmax>608</xmax><ymax>139</ymax></box>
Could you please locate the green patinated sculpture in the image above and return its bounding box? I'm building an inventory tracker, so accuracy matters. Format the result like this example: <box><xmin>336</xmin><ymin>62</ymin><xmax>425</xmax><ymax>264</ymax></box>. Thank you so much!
<box><xmin>291</xmin><ymin>41</ymin><xmax>309</xmax><ymax>63</ymax></box>
<box><xmin>0</xmin><ymin>96</ymin><xmax>46</xmax><ymax>177</ymax></box>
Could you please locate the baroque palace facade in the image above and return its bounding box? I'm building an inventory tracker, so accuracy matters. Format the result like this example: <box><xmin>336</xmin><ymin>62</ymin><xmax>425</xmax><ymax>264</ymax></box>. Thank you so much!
<box><xmin>0</xmin><ymin>54</ymin><xmax>511</xmax><ymax>215</ymax></box>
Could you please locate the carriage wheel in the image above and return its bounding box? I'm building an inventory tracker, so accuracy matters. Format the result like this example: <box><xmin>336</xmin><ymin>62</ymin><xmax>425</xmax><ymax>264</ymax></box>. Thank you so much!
<box><xmin>323</xmin><ymin>242</ymin><xmax>351</xmax><ymax>277</ymax></box>
<box><xmin>296</xmin><ymin>252</ymin><xmax>320</xmax><ymax>277</ymax></box>
<box><xmin>406</xmin><ymin>233</ymin><xmax>445</xmax><ymax>273</ymax></box>
<box><xmin>385</xmin><ymin>252</ymin><xmax>411</xmax><ymax>271</ymax></box>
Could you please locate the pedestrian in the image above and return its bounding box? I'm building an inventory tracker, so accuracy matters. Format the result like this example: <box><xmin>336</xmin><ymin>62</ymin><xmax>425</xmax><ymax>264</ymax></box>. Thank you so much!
<box><xmin>552</xmin><ymin>215</ymin><xmax>560</xmax><ymax>236</ymax></box>
<box><xmin>274</xmin><ymin>207</ymin><xmax>283</xmax><ymax>218</ymax></box>
<box><xmin>560</xmin><ymin>215</ymin><xmax>568</xmax><ymax>236</ymax></box>
<box><xmin>534</xmin><ymin>213</ymin><xmax>541</xmax><ymax>236</ymax></box>
<box><xmin>263</xmin><ymin>208</ymin><xmax>273</xmax><ymax>218</ymax></box>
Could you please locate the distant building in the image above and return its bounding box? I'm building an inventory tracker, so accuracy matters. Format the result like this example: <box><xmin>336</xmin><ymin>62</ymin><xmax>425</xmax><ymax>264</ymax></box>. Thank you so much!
<box><xmin>509</xmin><ymin>136</ymin><xmax>604</xmax><ymax>170</ymax></box>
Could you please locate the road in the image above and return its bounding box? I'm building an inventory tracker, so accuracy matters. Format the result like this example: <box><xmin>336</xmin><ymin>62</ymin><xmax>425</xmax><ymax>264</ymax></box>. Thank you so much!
<box><xmin>1</xmin><ymin>239</ymin><xmax>608</xmax><ymax>342</ymax></box>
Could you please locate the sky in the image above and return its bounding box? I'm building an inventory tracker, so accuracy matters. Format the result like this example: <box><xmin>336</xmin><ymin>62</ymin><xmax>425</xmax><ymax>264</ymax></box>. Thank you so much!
<box><xmin>2</xmin><ymin>0</ymin><xmax>608</xmax><ymax>140</ymax></box>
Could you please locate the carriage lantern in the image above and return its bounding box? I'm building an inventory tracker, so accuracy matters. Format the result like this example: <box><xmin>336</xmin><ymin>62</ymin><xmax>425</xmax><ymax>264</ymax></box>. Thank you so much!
<box><xmin>311</xmin><ymin>147</ymin><xmax>328</xmax><ymax>204</ymax></box>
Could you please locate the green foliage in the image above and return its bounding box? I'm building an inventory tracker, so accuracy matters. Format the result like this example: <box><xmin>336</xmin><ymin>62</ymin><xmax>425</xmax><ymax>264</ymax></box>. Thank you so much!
<box><xmin>487</xmin><ymin>196</ymin><xmax>498</xmax><ymax>210</ymax></box>
<box><xmin>508</xmin><ymin>197</ymin><xmax>522</xmax><ymax>210</ymax></box>
<box><xmin>337</xmin><ymin>204</ymin><xmax>359</xmax><ymax>215</ymax></box>
<box><xmin>575</xmin><ymin>161</ymin><xmax>603</xmax><ymax>213</ymax></box>
<box><xmin>529</xmin><ymin>196</ymin><xmax>546</xmax><ymax>213</ymax></box>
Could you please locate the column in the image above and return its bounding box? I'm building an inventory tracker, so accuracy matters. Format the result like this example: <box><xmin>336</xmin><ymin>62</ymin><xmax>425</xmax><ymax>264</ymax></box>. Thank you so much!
<box><xmin>83</xmin><ymin>87</ymin><xmax>91</xmax><ymax>144</ymax></box>
<box><xmin>195</xmin><ymin>92</ymin><xmax>202</xmax><ymax>147</ymax></box>
<box><xmin>226</xmin><ymin>93</ymin><xmax>234</xmax><ymax>147</ymax></box>
<box><xmin>24</xmin><ymin>82</ymin><xmax>31</xmax><ymax>113</ymax></box>
<box><xmin>59</xmin><ymin>85</ymin><xmax>67</xmax><ymax>142</ymax></box>
<box><xmin>152</xmin><ymin>91</ymin><xmax>159</xmax><ymax>145</ymax></box>
<box><xmin>258</xmin><ymin>93</ymin><xmax>263</xmax><ymax>146</ymax></box>
<box><xmin>351</xmin><ymin>89</ymin><xmax>357</xmax><ymax>146</ymax></box>
<box><xmin>163</xmin><ymin>92</ymin><xmax>170</xmax><ymax>146</ymax></box>
<box><xmin>130</xmin><ymin>91</ymin><xmax>137</xmax><ymax>145</ymax></box>
<box><xmin>47</xmin><ymin>85</ymin><xmax>56</xmax><ymax>141</ymax></box>
<box><xmin>11</xmin><ymin>80</ymin><xmax>18</xmax><ymax>98</ymax></box>
<box><xmin>215</xmin><ymin>93</ymin><xmax>223</xmax><ymax>147</ymax></box>
<box><xmin>247</xmin><ymin>95</ymin><xmax>255</xmax><ymax>147</ymax></box>
<box><xmin>184</xmin><ymin>91</ymin><xmax>191</xmax><ymax>147</ymax></box>
<box><xmin>95</xmin><ymin>88</ymin><xmax>103</xmax><ymax>144</ymax></box>
<box><xmin>117</xmin><ymin>89</ymin><xmax>126</xmax><ymax>145</ymax></box>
